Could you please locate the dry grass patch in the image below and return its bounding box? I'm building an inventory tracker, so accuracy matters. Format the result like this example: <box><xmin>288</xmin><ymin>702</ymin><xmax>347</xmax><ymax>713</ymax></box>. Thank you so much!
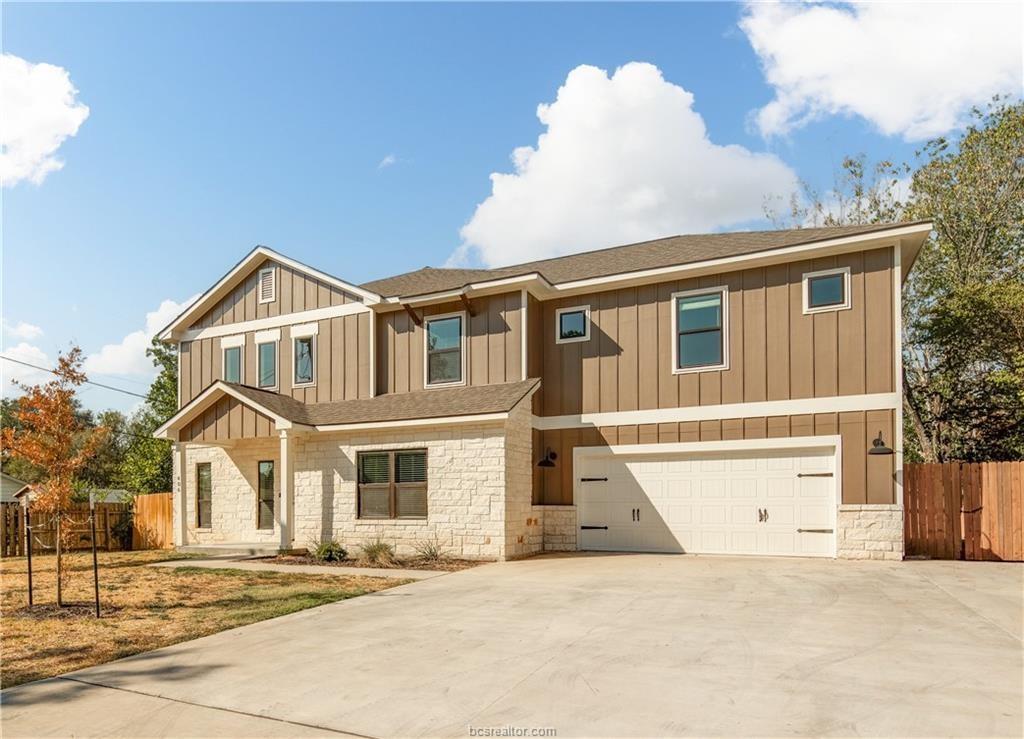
<box><xmin>1</xmin><ymin>550</ymin><xmax>405</xmax><ymax>688</ymax></box>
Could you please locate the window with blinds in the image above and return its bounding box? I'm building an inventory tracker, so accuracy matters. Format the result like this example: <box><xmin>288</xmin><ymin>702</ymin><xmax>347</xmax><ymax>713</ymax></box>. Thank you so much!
<box><xmin>357</xmin><ymin>450</ymin><xmax>428</xmax><ymax>519</ymax></box>
<box><xmin>197</xmin><ymin>463</ymin><xmax>212</xmax><ymax>528</ymax></box>
<box><xmin>258</xmin><ymin>267</ymin><xmax>276</xmax><ymax>304</ymax></box>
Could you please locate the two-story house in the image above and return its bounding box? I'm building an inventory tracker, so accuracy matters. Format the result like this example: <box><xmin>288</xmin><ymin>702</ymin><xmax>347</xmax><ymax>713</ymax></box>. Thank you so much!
<box><xmin>155</xmin><ymin>220</ymin><xmax>932</xmax><ymax>561</ymax></box>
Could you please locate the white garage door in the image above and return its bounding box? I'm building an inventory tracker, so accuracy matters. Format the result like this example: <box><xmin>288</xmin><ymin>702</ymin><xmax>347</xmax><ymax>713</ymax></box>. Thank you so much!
<box><xmin>577</xmin><ymin>448</ymin><xmax>837</xmax><ymax>557</ymax></box>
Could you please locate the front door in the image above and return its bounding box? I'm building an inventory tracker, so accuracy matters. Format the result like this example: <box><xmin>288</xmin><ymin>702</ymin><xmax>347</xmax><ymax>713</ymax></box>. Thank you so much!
<box><xmin>258</xmin><ymin>460</ymin><xmax>275</xmax><ymax>529</ymax></box>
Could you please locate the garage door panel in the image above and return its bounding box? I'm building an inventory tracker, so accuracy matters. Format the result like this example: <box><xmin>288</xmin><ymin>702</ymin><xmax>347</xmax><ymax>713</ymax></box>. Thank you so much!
<box><xmin>578</xmin><ymin>447</ymin><xmax>837</xmax><ymax>557</ymax></box>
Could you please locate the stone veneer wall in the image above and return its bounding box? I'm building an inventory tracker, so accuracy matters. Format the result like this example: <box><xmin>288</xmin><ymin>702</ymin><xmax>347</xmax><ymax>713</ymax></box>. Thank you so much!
<box><xmin>837</xmin><ymin>504</ymin><xmax>903</xmax><ymax>560</ymax></box>
<box><xmin>541</xmin><ymin>506</ymin><xmax>577</xmax><ymax>552</ymax></box>
<box><xmin>503</xmin><ymin>403</ymin><xmax>544</xmax><ymax>559</ymax></box>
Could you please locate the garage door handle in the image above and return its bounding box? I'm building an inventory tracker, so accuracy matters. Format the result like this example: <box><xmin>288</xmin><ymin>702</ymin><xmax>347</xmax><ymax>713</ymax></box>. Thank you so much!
<box><xmin>797</xmin><ymin>473</ymin><xmax>834</xmax><ymax>478</ymax></box>
<box><xmin>797</xmin><ymin>528</ymin><xmax>834</xmax><ymax>534</ymax></box>
<box><xmin>580</xmin><ymin>525</ymin><xmax>608</xmax><ymax>530</ymax></box>
<box><xmin>580</xmin><ymin>477</ymin><xmax>608</xmax><ymax>482</ymax></box>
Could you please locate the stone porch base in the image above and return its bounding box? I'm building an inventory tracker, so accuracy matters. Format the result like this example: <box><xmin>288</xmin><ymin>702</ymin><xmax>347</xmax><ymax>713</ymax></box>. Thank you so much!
<box><xmin>836</xmin><ymin>504</ymin><xmax>904</xmax><ymax>560</ymax></box>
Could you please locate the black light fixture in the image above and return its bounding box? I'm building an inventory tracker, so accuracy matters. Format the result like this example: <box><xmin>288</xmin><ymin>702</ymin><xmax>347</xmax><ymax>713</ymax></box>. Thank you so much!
<box><xmin>537</xmin><ymin>448</ymin><xmax>558</xmax><ymax>468</ymax></box>
<box><xmin>868</xmin><ymin>431</ymin><xmax>893</xmax><ymax>455</ymax></box>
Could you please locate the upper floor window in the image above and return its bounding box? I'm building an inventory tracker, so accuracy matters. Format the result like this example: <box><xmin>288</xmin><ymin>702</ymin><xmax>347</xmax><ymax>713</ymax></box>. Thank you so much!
<box><xmin>291</xmin><ymin>323</ymin><xmax>318</xmax><ymax>387</ymax></box>
<box><xmin>555</xmin><ymin>305</ymin><xmax>590</xmax><ymax>344</ymax></box>
<box><xmin>425</xmin><ymin>313</ymin><xmax>464</xmax><ymax>387</ymax></box>
<box><xmin>802</xmin><ymin>267</ymin><xmax>851</xmax><ymax>314</ymax></box>
<box><xmin>222</xmin><ymin>335</ymin><xmax>244</xmax><ymax>384</ymax></box>
<box><xmin>672</xmin><ymin>287</ymin><xmax>728</xmax><ymax>374</ymax></box>
<box><xmin>256</xmin><ymin>329</ymin><xmax>280</xmax><ymax>389</ymax></box>
<box><xmin>258</xmin><ymin>267</ymin><xmax>276</xmax><ymax>304</ymax></box>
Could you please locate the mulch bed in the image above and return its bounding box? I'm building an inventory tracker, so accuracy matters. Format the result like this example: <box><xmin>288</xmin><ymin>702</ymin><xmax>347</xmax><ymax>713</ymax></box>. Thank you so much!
<box><xmin>270</xmin><ymin>554</ymin><xmax>485</xmax><ymax>572</ymax></box>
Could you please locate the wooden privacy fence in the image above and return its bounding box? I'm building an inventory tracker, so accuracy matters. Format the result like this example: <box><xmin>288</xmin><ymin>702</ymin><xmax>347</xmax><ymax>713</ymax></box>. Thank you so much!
<box><xmin>1</xmin><ymin>493</ymin><xmax>173</xmax><ymax>557</ymax></box>
<box><xmin>905</xmin><ymin>462</ymin><xmax>1023</xmax><ymax>561</ymax></box>
<box><xmin>132</xmin><ymin>493</ymin><xmax>173</xmax><ymax>550</ymax></box>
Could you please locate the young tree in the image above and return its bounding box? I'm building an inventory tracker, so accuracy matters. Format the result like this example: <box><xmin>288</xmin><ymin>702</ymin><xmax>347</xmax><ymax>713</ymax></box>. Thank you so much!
<box><xmin>1</xmin><ymin>347</ymin><xmax>108</xmax><ymax>605</ymax></box>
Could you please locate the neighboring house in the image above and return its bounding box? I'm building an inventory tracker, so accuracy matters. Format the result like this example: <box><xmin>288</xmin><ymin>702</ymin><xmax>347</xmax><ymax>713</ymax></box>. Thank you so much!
<box><xmin>1</xmin><ymin>472</ymin><xmax>30</xmax><ymax>503</ymax></box>
<box><xmin>155</xmin><ymin>221</ymin><xmax>932</xmax><ymax>561</ymax></box>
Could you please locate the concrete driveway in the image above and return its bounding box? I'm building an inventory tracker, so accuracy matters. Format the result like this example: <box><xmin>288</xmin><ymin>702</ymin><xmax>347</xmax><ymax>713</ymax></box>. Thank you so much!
<box><xmin>3</xmin><ymin>554</ymin><xmax>1022</xmax><ymax>738</ymax></box>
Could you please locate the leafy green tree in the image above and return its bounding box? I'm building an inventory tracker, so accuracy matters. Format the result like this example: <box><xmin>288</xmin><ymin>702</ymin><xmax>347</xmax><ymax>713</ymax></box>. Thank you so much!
<box><xmin>119</xmin><ymin>340</ymin><xmax>177</xmax><ymax>492</ymax></box>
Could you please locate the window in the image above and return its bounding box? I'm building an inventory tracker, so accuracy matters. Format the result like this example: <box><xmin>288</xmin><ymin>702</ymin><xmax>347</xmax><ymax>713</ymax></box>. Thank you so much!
<box><xmin>258</xmin><ymin>267</ymin><xmax>276</xmax><ymax>304</ymax></box>
<box><xmin>196</xmin><ymin>463</ymin><xmax>212</xmax><ymax>528</ymax></box>
<box><xmin>802</xmin><ymin>267</ymin><xmax>851</xmax><ymax>314</ymax></box>
<box><xmin>257</xmin><ymin>461</ymin><xmax>275</xmax><ymax>529</ymax></box>
<box><xmin>555</xmin><ymin>305</ymin><xmax>590</xmax><ymax>344</ymax></box>
<box><xmin>425</xmin><ymin>313</ymin><xmax>464</xmax><ymax>386</ymax></box>
<box><xmin>293</xmin><ymin>336</ymin><xmax>315</xmax><ymax>386</ymax></box>
<box><xmin>258</xmin><ymin>342</ymin><xmax>277</xmax><ymax>388</ymax></box>
<box><xmin>223</xmin><ymin>346</ymin><xmax>242</xmax><ymax>383</ymax></box>
<box><xmin>357</xmin><ymin>450</ymin><xmax>427</xmax><ymax>519</ymax></box>
<box><xmin>672</xmin><ymin>287</ymin><xmax>728</xmax><ymax>373</ymax></box>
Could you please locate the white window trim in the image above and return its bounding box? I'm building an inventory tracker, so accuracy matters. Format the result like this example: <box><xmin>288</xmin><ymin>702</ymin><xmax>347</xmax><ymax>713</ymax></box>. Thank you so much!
<box><xmin>423</xmin><ymin>310</ymin><xmax>467</xmax><ymax>388</ymax></box>
<box><xmin>254</xmin><ymin>327</ymin><xmax>281</xmax><ymax>343</ymax></box>
<box><xmin>671</xmin><ymin>286</ymin><xmax>729</xmax><ymax>375</ymax></box>
<box><xmin>802</xmin><ymin>266</ymin><xmax>852</xmax><ymax>315</ymax></box>
<box><xmin>222</xmin><ymin>343</ymin><xmax>244</xmax><ymax>383</ymax></box>
<box><xmin>292</xmin><ymin>334</ymin><xmax>316</xmax><ymax>388</ymax></box>
<box><xmin>555</xmin><ymin>305</ymin><xmax>591</xmax><ymax>345</ymax></box>
<box><xmin>290</xmin><ymin>322</ymin><xmax>319</xmax><ymax>338</ymax></box>
<box><xmin>257</xmin><ymin>339</ymin><xmax>279</xmax><ymax>390</ymax></box>
<box><xmin>258</xmin><ymin>267</ymin><xmax>276</xmax><ymax>304</ymax></box>
<box><xmin>221</xmin><ymin>334</ymin><xmax>245</xmax><ymax>349</ymax></box>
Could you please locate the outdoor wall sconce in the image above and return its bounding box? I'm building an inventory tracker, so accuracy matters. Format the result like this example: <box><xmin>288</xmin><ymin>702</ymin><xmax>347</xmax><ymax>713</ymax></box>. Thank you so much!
<box><xmin>868</xmin><ymin>431</ymin><xmax>894</xmax><ymax>455</ymax></box>
<box><xmin>537</xmin><ymin>448</ymin><xmax>558</xmax><ymax>468</ymax></box>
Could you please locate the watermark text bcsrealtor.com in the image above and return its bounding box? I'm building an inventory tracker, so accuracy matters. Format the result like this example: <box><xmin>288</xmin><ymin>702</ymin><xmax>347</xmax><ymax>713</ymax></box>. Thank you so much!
<box><xmin>467</xmin><ymin>725</ymin><xmax>556</xmax><ymax>737</ymax></box>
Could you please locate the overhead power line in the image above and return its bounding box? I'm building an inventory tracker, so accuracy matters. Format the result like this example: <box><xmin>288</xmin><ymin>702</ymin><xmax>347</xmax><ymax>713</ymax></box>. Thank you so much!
<box><xmin>0</xmin><ymin>356</ymin><xmax>149</xmax><ymax>399</ymax></box>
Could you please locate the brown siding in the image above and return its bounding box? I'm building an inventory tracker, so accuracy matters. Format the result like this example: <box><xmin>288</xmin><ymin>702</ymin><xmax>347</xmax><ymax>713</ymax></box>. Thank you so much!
<box><xmin>534</xmin><ymin>409</ymin><xmax>896</xmax><ymax>506</ymax></box>
<box><xmin>375</xmin><ymin>292</ymin><xmax>524</xmax><ymax>395</ymax></box>
<box><xmin>180</xmin><ymin>397</ymin><xmax>275</xmax><ymax>442</ymax></box>
<box><xmin>189</xmin><ymin>259</ymin><xmax>362</xmax><ymax>329</ymax></box>
<box><xmin>536</xmin><ymin>246</ymin><xmax>895</xmax><ymax>416</ymax></box>
<box><xmin>178</xmin><ymin>311</ymin><xmax>371</xmax><ymax>408</ymax></box>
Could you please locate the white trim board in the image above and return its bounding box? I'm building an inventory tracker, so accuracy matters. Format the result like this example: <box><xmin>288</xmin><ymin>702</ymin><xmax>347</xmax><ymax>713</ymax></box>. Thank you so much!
<box><xmin>532</xmin><ymin>393</ymin><xmax>900</xmax><ymax>430</ymax></box>
<box><xmin>178</xmin><ymin>301</ymin><xmax>369</xmax><ymax>342</ymax></box>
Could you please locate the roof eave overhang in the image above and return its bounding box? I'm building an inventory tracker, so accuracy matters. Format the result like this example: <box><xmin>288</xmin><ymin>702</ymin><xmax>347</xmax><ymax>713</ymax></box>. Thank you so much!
<box><xmin>374</xmin><ymin>222</ymin><xmax>934</xmax><ymax>308</ymax></box>
<box><xmin>156</xmin><ymin>246</ymin><xmax>383</xmax><ymax>342</ymax></box>
<box><xmin>153</xmin><ymin>381</ymin><xmax>309</xmax><ymax>440</ymax></box>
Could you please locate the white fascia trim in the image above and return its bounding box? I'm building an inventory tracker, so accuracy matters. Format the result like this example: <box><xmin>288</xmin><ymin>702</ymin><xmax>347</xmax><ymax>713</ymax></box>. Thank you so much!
<box><xmin>153</xmin><ymin>381</ymin><xmax>296</xmax><ymax>439</ymax></box>
<box><xmin>554</xmin><ymin>305</ymin><xmax>591</xmax><ymax>344</ymax></box>
<box><xmin>671</xmin><ymin>286</ymin><xmax>729</xmax><ymax>374</ymax></box>
<box><xmin>220</xmin><ymin>334</ymin><xmax>246</xmax><ymax>349</ymax></box>
<box><xmin>802</xmin><ymin>266</ymin><xmax>852</xmax><ymax>315</ymax></box>
<box><xmin>290</xmin><ymin>322</ymin><xmax>319</xmax><ymax>338</ymax></box>
<box><xmin>255</xmin><ymin>328</ymin><xmax>282</xmax><ymax>343</ymax></box>
<box><xmin>315</xmin><ymin>411</ymin><xmax>508</xmax><ymax>432</ymax></box>
<box><xmin>532</xmin><ymin>392</ymin><xmax>900</xmax><ymax>430</ymax></box>
<box><xmin>156</xmin><ymin>246</ymin><xmax>380</xmax><ymax>340</ymax></box>
<box><xmin>573</xmin><ymin>434</ymin><xmax>843</xmax><ymax>459</ymax></box>
<box><xmin>178</xmin><ymin>302</ymin><xmax>368</xmax><ymax>342</ymax></box>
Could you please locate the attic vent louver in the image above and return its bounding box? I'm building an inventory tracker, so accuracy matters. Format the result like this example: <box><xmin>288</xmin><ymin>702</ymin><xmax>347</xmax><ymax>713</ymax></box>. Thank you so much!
<box><xmin>258</xmin><ymin>267</ymin><xmax>276</xmax><ymax>304</ymax></box>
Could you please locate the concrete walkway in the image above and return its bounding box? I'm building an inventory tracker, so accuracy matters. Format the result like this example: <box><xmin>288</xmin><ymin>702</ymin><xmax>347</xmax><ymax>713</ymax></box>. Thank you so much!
<box><xmin>149</xmin><ymin>557</ymin><xmax>446</xmax><ymax>580</ymax></box>
<box><xmin>3</xmin><ymin>554</ymin><xmax>1021</xmax><ymax>738</ymax></box>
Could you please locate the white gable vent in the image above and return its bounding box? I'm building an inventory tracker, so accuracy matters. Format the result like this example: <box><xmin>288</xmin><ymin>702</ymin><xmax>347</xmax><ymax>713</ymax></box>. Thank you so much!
<box><xmin>258</xmin><ymin>267</ymin><xmax>276</xmax><ymax>304</ymax></box>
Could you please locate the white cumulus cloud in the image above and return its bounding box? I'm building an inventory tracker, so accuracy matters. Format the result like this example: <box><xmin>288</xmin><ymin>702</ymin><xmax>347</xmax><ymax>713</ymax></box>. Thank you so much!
<box><xmin>0</xmin><ymin>53</ymin><xmax>90</xmax><ymax>187</ymax></box>
<box><xmin>2</xmin><ymin>319</ymin><xmax>43</xmax><ymax>340</ymax></box>
<box><xmin>454</xmin><ymin>62</ymin><xmax>798</xmax><ymax>267</ymax></box>
<box><xmin>741</xmin><ymin>1</ymin><xmax>1023</xmax><ymax>141</ymax></box>
<box><xmin>1</xmin><ymin>342</ymin><xmax>52</xmax><ymax>395</ymax></box>
<box><xmin>84</xmin><ymin>296</ymin><xmax>197</xmax><ymax>378</ymax></box>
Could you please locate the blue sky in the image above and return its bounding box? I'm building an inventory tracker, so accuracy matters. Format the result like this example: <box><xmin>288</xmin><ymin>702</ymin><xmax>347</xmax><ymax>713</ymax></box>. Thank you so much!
<box><xmin>2</xmin><ymin>2</ymin><xmax>1019</xmax><ymax>412</ymax></box>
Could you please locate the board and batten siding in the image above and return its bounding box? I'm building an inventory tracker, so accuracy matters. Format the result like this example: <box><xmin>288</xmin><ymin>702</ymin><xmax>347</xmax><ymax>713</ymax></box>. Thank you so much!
<box><xmin>189</xmin><ymin>259</ymin><xmax>362</xmax><ymax>330</ymax></box>
<box><xmin>376</xmin><ymin>292</ymin><xmax>524</xmax><ymax>395</ymax></box>
<box><xmin>531</xmin><ymin>248</ymin><xmax>894</xmax><ymax>416</ymax></box>
<box><xmin>181</xmin><ymin>396</ymin><xmax>277</xmax><ymax>442</ymax></box>
<box><xmin>533</xmin><ymin>409</ymin><xmax>897</xmax><ymax>507</ymax></box>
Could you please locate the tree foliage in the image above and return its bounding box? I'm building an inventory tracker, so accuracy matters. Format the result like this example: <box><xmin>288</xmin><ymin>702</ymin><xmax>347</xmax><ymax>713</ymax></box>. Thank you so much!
<box><xmin>118</xmin><ymin>340</ymin><xmax>177</xmax><ymax>493</ymax></box>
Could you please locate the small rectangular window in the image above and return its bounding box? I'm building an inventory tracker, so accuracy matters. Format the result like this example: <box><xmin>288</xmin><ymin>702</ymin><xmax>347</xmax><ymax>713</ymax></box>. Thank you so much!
<box><xmin>425</xmin><ymin>314</ymin><xmax>463</xmax><ymax>386</ymax></box>
<box><xmin>673</xmin><ymin>288</ymin><xmax>728</xmax><ymax>373</ymax></box>
<box><xmin>223</xmin><ymin>346</ymin><xmax>242</xmax><ymax>384</ymax></box>
<box><xmin>258</xmin><ymin>267</ymin><xmax>276</xmax><ymax>304</ymax></box>
<box><xmin>293</xmin><ymin>336</ymin><xmax>314</xmax><ymax>386</ymax></box>
<box><xmin>257</xmin><ymin>460</ymin><xmax>275</xmax><ymax>529</ymax></box>
<box><xmin>196</xmin><ymin>463</ymin><xmax>212</xmax><ymax>528</ymax></box>
<box><xmin>803</xmin><ymin>267</ymin><xmax>851</xmax><ymax>313</ymax></box>
<box><xmin>555</xmin><ymin>306</ymin><xmax>590</xmax><ymax>344</ymax></box>
<box><xmin>358</xmin><ymin>450</ymin><xmax>427</xmax><ymax>519</ymax></box>
<box><xmin>258</xmin><ymin>342</ymin><xmax>277</xmax><ymax>388</ymax></box>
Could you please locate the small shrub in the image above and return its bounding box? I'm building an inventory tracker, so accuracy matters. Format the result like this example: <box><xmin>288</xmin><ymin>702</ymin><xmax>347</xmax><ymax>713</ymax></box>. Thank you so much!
<box><xmin>309</xmin><ymin>539</ymin><xmax>347</xmax><ymax>562</ymax></box>
<box><xmin>413</xmin><ymin>537</ymin><xmax>450</xmax><ymax>563</ymax></box>
<box><xmin>358</xmin><ymin>540</ymin><xmax>397</xmax><ymax>567</ymax></box>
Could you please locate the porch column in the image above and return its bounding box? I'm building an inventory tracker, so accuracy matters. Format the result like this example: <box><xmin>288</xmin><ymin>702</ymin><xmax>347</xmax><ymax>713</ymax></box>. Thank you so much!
<box><xmin>279</xmin><ymin>430</ymin><xmax>294</xmax><ymax>552</ymax></box>
<box><xmin>174</xmin><ymin>442</ymin><xmax>188</xmax><ymax>547</ymax></box>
